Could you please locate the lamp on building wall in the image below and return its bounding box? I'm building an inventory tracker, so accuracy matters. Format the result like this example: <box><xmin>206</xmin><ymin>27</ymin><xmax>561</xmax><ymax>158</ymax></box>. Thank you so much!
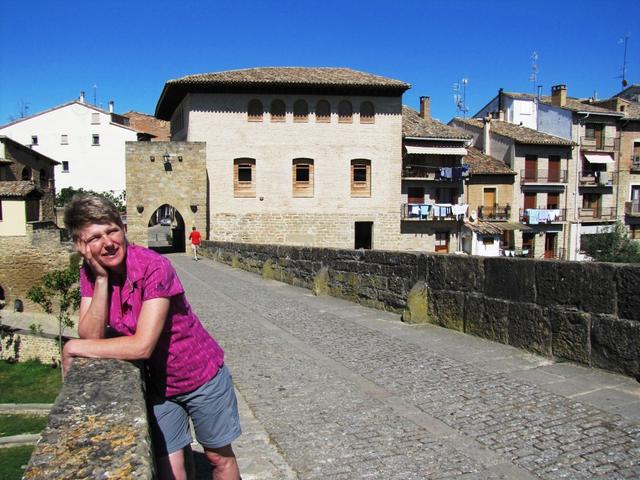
<box><xmin>163</xmin><ymin>151</ymin><xmax>172</xmax><ymax>171</ymax></box>
<box><xmin>190</xmin><ymin>204</ymin><xmax>198</xmax><ymax>213</ymax></box>
<box><xmin>150</xmin><ymin>156</ymin><xmax>155</xmax><ymax>162</ymax></box>
<box><xmin>136</xmin><ymin>205</ymin><xmax>144</xmax><ymax>214</ymax></box>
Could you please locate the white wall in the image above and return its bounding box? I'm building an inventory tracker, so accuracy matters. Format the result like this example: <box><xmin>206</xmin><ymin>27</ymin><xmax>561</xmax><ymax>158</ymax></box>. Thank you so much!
<box><xmin>0</xmin><ymin>103</ymin><xmax>138</xmax><ymax>194</ymax></box>
<box><xmin>0</xmin><ymin>200</ymin><xmax>27</xmax><ymax>236</ymax></box>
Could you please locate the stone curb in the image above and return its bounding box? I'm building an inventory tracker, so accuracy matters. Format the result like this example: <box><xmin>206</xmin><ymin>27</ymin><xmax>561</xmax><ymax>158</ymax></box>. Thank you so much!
<box><xmin>0</xmin><ymin>433</ymin><xmax>40</xmax><ymax>447</ymax></box>
<box><xmin>0</xmin><ymin>404</ymin><xmax>53</xmax><ymax>414</ymax></box>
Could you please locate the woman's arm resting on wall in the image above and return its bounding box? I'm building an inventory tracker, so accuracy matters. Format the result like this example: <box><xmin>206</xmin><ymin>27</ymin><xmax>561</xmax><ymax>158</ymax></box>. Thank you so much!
<box><xmin>63</xmin><ymin>297</ymin><xmax>170</xmax><ymax>375</ymax></box>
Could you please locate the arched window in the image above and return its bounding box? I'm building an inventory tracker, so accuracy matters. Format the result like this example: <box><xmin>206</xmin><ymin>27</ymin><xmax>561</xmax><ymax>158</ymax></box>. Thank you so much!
<box><xmin>338</xmin><ymin>100</ymin><xmax>353</xmax><ymax>123</ymax></box>
<box><xmin>270</xmin><ymin>100</ymin><xmax>285</xmax><ymax>122</ymax></box>
<box><xmin>360</xmin><ymin>101</ymin><xmax>375</xmax><ymax>124</ymax></box>
<box><xmin>248</xmin><ymin>99</ymin><xmax>263</xmax><ymax>122</ymax></box>
<box><xmin>315</xmin><ymin>100</ymin><xmax>330</xmax><ymax>123</ymax></box>
<box><xmin>233</xmin><ymin>158</ymin><xmax>256</xmax><ymax>197</ymax></box>
<box><xmin>293</xmin><ymin>100</ymin><xmax>309</xmax><ymax>123</ymax></box>
<box><xmin>39</xmin><ymin>168</ymin><xmax>47</xmax><ymax>185</ymax></box>
<box><xmin>21</xmin><ymin>167</ymin><xmax>32</xmax><ymax>181</ymax></box>
<box><xmin>292</xmin><ymin>158</ymin><xmax>314</xmax><ymax>197</ymax></box>
<box><xmin>350</xmin><ymin>159</ymin><xmax>371</xmax><ymax>197</ymax></box>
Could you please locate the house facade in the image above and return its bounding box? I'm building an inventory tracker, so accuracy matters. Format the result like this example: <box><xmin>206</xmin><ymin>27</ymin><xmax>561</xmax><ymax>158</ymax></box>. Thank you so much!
<box><xmin>450</xmin><ymin>117</ymin><xmax>575</xmax><ymax>259</ymax></box>
<box><xmin>0</xmin><ymin>95</ymin><xmax>140</xmax><ymax>195</ymax></box>
<box><xmin>154</xmin><ymin>67</ymin><xmax>410</xmax><ymax>250</ymax></box>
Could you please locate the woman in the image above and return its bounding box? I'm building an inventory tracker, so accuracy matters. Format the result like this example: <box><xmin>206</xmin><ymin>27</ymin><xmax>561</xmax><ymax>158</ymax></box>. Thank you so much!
<box><xmin>62</xmin><ymin>194</ymin><xmax>241</xmax><ymax>480</ymax></box>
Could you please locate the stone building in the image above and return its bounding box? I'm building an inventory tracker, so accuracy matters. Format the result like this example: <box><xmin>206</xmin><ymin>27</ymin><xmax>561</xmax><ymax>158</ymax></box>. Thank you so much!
<box><xmin>152</xmin><ymin>67</ymin><xmax>411</xmax><ymax>250</ymax></box>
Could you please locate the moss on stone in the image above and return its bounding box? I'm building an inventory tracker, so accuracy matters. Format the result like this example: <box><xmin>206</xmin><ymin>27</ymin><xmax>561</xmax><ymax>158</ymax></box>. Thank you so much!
<box><xmin>402</xmin><ymin>282</ymin><xmax>430</xmax><ymax>324</ymax></box>
<box><xmin>231</xmin><ymin>256</ymin><xmax>241</xmax><ymax>269</ymax></box>
<box><xmin>312</xmin><ymin>267</ymin><xmax>330</xmax><ymax>296</ymax></box>
<box><xmin>262</xmin><ymin>260</ymin><xmax>276</xmax><ymax>280</ymax></box>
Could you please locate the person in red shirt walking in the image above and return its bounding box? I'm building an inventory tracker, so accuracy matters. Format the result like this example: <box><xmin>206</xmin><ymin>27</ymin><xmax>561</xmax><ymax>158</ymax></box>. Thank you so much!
<box><xmin>189</xmin><ymin>226</ymin><xmax>202</xmax><ymax>261</ymax></box>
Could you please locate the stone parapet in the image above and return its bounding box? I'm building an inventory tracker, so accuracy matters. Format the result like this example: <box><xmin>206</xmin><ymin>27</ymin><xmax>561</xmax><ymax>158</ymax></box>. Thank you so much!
<box><xmin>201</xmin><ymin>240</ymin><xmax>640</xmax><ymax>379</ymax></box>
<box><xmin>24</xmin><ymin>358</ymin><xmax>154</xmax><ymax>480</ymax></box>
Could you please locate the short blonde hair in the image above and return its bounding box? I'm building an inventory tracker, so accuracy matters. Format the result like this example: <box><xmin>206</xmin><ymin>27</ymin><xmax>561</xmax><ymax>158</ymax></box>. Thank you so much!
<box><xmin>63</xmin><ymin>194</ymin><xmax>124</xmax><ymax>240</ymax></box>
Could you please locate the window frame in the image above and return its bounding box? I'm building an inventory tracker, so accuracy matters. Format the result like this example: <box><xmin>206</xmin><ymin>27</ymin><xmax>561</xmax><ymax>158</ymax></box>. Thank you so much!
<box><xmin>338</xmin><ymin>100</ymin><xmax>353</xmax><ymax>123</ymax></box>
<box><xmin>315</xmin><ymin>100</ymin><xmax>331</xmax><ymax>123</ymax></box>
<box><xmin>248</xmin><ymin>99</ymin><xmax>263</xmax><ymax>122</ymax></box>
<box><xmin>61</xmin><ymin>134</ymin><xmax>69</xmax><ymax>145</ymax></box>
<box><xmin>92</xmin><ymin>134</ymin><xmax>100</xmax><ymax>146</ymax></box>
<box><xmin>91</xmin><ymin>112</ymin><xmax>101</xmax><ymax>124</ymax></box>
<box><xmin>292</xmin><ymin>158</ymin><xmax>314</xmax><ymax>197</ymax></box>
<box><xmin>350</xmin><ymin>159</ymin><xmax>371</xmax><ymax>197</ymax></box>
<box><xmin>293</xmin><ymin>100</ymin><xmax>309</xmax><ymax>123</ymax></box>
<box><xmin>233</xmin><ymin>158</ymin><xmax>256</xmax><ymax>198</ymax></box>
<box><xmin>62</xmin><ymin>161</ymin><xmax>70</xmax><ymax>172</ymax></box>
<box><xmin>31</xmin><ymin>135</ymin><xmax>38</xmax><ymax>145</ymax></box>
<box><xmin>435</xmin><ymin>232</ymin><xmax>449</xmax><ymax>253</ymax></box>
<box><xmin>270</xmin><ymin>99</ymin><xmax>286</xmax><ymax>122</ymax></box>
<box><xmin>360</xmin><ymin>101</ymin><xmax>375</xmax><ymax>124</ymax></box>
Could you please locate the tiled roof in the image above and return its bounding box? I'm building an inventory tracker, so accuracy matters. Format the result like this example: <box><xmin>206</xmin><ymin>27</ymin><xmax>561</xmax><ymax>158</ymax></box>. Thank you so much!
<box><xmin>452</xmin><ymin>118</ymin><xmax>575</xmax><ymax>146</ymax></box>
<box><xmin>156</xmin><ymin>67</ymin><xmax>410</xmax><ymax>119</ymax></box>
<box><xmin>622</xmin><ymin>102</ymin><xmax>640</xmax><ymax>120</ymax></box>
<box><xmin>0</xmin><ymin>181</ymin><xmax>41</xmax><ymax>198</ymax></box>
<box><xmin>465</xmin><ymin>147</ymin><xmax>515</xmax><ymax>175</ymax></box>
<box><xmin>402</xmin><ymin>106</ymin><xmax>471</xmax><ymax>140</ymax></box>
<box><xmin>0</xmin><ymin>136</ymin><xmax>59</xmax><ymax>165</ymax></box>
<box><xmin>122</xmin><ymin>111</ymin><xmax>171</xmax><ymax>140</ymax></box>
<box><xmin>502</xmin><ymin>91</ymin><xmax>622</xmax><ymax>115</ymax></box>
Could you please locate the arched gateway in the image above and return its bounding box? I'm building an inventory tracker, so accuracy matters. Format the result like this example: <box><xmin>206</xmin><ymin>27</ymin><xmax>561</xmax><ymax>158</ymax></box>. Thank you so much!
<box><xmin>125</xmin><ymin>142</ymin><xmax>207</xmax><ymax>250</ymax></box>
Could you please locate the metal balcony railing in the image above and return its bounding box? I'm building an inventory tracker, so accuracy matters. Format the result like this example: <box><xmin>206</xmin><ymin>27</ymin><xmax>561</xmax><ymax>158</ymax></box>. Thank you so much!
<box><xmin>625</xmin><ymin>201</ymin><xmax>640</xmax><ymax>216</ymax></box>
<box><xmin>402</xmin><ymin>164</ymin><xmax>468</xmax><ymax>181</ymax></box>
<box><xmin>477</xmin><ymin>204</ymin><xmax>511</xmax><ymax>221</ymax></box>
<box><xmin>580</xmin><ymin>136</ymin><xmax>619</xmax><ymax>151</ymax></box>
<box><xmin>520</xmin><ymin>169</ymin><xmax>568</xmax><ymax>184</ymax></box>
<box><xmin>579</xmin><ymin>171</ymin><xmax>613</xmax><ymax>187</ymax></box>
<box><xmin>401</xmin><ymin>203</ymin><xmax>467</xmax><ymax>221</ymax></box>
<box><xmin>578</xmin><ymin>207</ymin><xmax>616</xmax><ymax>220</ymax></box>
<box><xmin>519</xmin><ymin>208</ymin><xmax>567</xmax><ymax>224</ymax></box>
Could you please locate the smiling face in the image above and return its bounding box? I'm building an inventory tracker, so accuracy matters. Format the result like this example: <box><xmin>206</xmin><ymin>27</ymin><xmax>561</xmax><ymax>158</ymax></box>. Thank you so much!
<box><xmin>76</xmin><ymin>222</ymin><xmax>127</xmax><ymax>273</ymax></box>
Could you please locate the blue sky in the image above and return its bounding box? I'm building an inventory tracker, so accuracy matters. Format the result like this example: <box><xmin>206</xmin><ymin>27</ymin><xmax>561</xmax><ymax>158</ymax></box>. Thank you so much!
<box><xmin>1</xmin><ymin>0</ymin><xmax>638</xmax><ymax>125</ymax></box>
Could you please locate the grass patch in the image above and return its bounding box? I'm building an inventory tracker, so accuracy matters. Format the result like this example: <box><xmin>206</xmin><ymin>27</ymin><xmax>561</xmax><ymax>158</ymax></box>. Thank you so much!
<box><xmin>0</xmin><ymin>414</ymin><xmax>48</xmax><ymax>437</ymax></box>
<box><xmin>0</xmin><ymin>445</ymin><xmax>34</xmax><ymax>480</ymax></box>
<box><xmin>0</xmin><ymin>361</ymin><xmax>62</xmax><ymax>403</ymax></box>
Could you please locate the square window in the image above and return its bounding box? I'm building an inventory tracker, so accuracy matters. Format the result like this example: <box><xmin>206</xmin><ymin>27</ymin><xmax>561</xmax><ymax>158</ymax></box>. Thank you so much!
<box><xmin>31</xmin><ymin>135</ymin><xmax>38</xmax><ymax>145</ymax></box>
<box><xmin>92</xmin><ymin>134</ymin><xmax>100</xmax><ymax>146</ymax></box>
<box><xmin>295</xmin><ymin>164</ymin><xmax>310</xmax><ymax>182</ymax></box>
<box><xmin>234</xmin><ymin>158</ymin><xmax>256</xmax><ymax>197</ymax></box>
<box><xmin>351</xmin><ymin>160</ymin><xmax>371</xmax><ymax>197</ymax></box>
<box><xmin>62</xmin><ymin>161</ymin><xmax>69</xmax><ymax>172</ymax></box>
<box><xmin>353</xmin><ymin>166</ymin><xmax>367</xmax><ymax>182</ymax></box>
<box><xmin>91</xmin><ymin>113</ymin><xmax>100</xmax><ymax>124</ymax></box>
<box><xmin>238</xmin><ymin>165</ymin><xmax>252</xmax><ymax>182</ymax></box>
<box><xmin>61</xmin><ymin>134</ymin><xmax>68</xmax><ymax>145</ymax></box>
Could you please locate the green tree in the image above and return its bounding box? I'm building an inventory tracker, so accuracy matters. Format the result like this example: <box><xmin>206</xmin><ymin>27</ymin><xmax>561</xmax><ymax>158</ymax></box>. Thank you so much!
<box><xmin>56</xmin><ymin>187</ymin><xmax>126</xmax><ymax>212</ymax></box>
<box><xmin>26</xmin><ymin>260</ymin><xmax>81</xmax><ymax>377</ymax></box>
<box><xmin>581</xmin><ymin>221</ymin><xmax>640</xmax><ymax>263</ymax></box>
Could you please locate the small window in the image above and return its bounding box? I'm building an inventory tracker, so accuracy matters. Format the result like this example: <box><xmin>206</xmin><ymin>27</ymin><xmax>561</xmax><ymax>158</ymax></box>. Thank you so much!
<box><xmin>435</xmin><ymin>232</ymin><xmax>449</xmax><ymax>253</ymax></box>
<box><xmin>631</xmin><ymin>225</ymin><xmax>640</xmax><ymax>240</ymax></box>
<box><xmin>92</xmin><ymin>134</ymin><xmax>100</xmax><ymax>146</ymax></box>
<box><xmin>234</xmin><ymin>158</ymin><xmax>256</xmax><ymax>197</ymax></box>
<box><xmin>91</xmin><ymin>113</ymin><xmax>100</xmax><ymax>124</ymax></box>
<box><xmin>354</xmin><ymin>222</ymin><xmax>373</xmax><ymax>249</ymax></box>
<box><xmin>292</xmin><ymin>158</ymin><xmax>314</xmax><ymax>197</ymax></box>
<box><xmin>31</xmin><ymin>135</ymin><xmax>38</xmax><ymax>145</ymax></box>
<box><xmin>315</xmin><ymin>100</ymin><xmax>330</xmax><ymax>123</ymax></box>
<box><xmin>360</xmin><ymin>101</ymin><xmax>375</xmax><ymax>124</ymax></box>
<box><xmin>293</xmin><ymin>100</ymin><xmax>309</xmax><ymax>122</ymax></box>
<box><xmin>0</xmin><ymin>200</ymin><xmax>3</xmax><ymax>221</ymax></box>
<box><xmin>61</xmin><ymin>134</ymin><xmax>68</xmax><ymax>145</ymax></box>
<box><xmin>248</xmin><ymin>99</ymin><xmax>263</xmax><ymax>122</ymax></box>
<box><xmin>39</xmin><ymin>169</ymin><xmax>47</xmax><ymax>184</ymax></box>
<box><xmin>21</xmin><ymin>167</ymin><xmax>31</xmax><ymax>181</ymax></box>
<box><xmin>270</xmin><ymin>100</ymin><xmax>285</xmax><ymax>122</ymax></box>
<box><xmin>62</xmin><ymin>161</ymin><xmax>69</xmax><ymax>172</ymax></box>
<box><xmin>338</xmin><ymin>100</ymin><xmax>353</xmax><ymax>123</ymax></box>
<box><xmin>351</xmin><ymin>159</ymin><xmax>371</xmax><ymax>197</ymax></box>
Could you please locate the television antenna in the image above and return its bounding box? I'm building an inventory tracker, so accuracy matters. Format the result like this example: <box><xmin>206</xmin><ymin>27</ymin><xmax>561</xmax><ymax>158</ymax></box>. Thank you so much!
<box><xmin>618</xmin><ymin>33</ymin><xmax>631</xmax><ymax>87</ymax></box>
<box><xmin>453</xmin><ymin>77</ymin><xmax>469</xmax><ymax>118</ymax></box>
<box><xmin>529</xmin><ymin>51</ymin><xmax>539</xmax><ymax>93</ymax></box>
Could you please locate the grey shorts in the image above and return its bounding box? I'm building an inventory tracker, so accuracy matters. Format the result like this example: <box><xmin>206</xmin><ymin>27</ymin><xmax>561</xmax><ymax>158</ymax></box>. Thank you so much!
<box><xmin>148</xmin><ymin>364</ymin><xmax>242</xmax><ymax>456</ymax></box>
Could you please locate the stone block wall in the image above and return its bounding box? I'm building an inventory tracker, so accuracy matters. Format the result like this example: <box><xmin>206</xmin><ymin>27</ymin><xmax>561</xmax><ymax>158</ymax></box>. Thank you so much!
<box><xmin>0</xmin><ymin>223</ymin><xmax>74</xmax><ymax>312</ymax></box>
<box><xmin>0</xmin><ymin>327</ymin><xmax>62</xmax><ymax>364</ymax></box>
<box><xmin>202</xmin><ymin>240</ymin><xmax>640</xmax><ymax>379</ymax></box>
<box><xmin>24</xmin><ymin>358</ymin><xmax>154</xmax><ymax>479</ymax></box>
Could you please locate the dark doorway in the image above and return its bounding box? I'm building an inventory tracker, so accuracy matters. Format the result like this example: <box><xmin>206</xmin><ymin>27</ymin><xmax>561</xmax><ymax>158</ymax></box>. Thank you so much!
<box><xmin>148</xmin><ymin>205</ymin><xmax>186</xmax><ymax>253</ymax></box>
<box><xmin>354</xmin><ymin>222</ymin><xmax>373</xmax><ymax>249</ymax></box>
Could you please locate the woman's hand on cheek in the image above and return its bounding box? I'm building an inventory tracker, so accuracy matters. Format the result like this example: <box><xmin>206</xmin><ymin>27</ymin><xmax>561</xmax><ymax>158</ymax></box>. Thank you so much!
<box><xmin>82</xmin><ymin>242</ymin><xmax>109</xmax><ymax>279</ymax></box>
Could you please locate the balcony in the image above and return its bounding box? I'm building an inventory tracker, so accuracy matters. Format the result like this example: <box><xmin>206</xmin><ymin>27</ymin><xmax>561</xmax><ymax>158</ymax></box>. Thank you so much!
<box><xmin>578</xmin><ymin>207</ymin><xmax>616</xmax><ymax>221</ymax></box>
<box><xmin>625</xmin><ymin>201</ymin><xmax>640</xmax><ymax>216</ymax></box>
<box><xmin>579</xmin><ymin>171</ymin><xmax>613</xmax><ymax>187</ymax></box>
<box><xmin>580</xmin><ymin>135</ymin><xmax>619</xmax><ymax>152</ymax></box>
<box><xmin>520</xmin><ymin>169</ymin><xmax>568</xmax><ymax>184</ymax></box>
<box><xmin>520</xmin><ymin>208</ymin><xmax>567</xmax><ymax>224</ymax></box>
<box><xmin>401</xmin><ymin>203</ymin><xmax>468</xmax><ymax>221</ymax></box>
<box><xmin>478</xmin><ymin>204</ymin><xmax>511</xmax><ymax>221</ymax></box>
<box><xmin>402</xmin><ymin>164</ymin><xmax>468</xmax><ymax>181</ymax></box>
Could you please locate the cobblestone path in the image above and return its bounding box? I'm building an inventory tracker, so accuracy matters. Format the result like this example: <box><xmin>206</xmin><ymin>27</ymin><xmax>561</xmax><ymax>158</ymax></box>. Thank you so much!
<box><xmin>170</xmin><ymin>254</ymin><xmax>640</xmax><ymax>480</ymax></box>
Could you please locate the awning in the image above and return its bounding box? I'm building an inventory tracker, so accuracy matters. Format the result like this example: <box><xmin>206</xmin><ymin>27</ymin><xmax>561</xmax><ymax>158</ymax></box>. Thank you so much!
<box><xmin>405</xmin><ymin>145</ymin><xmax>467</xmax><ymax>155</ymax></box>
<box><xmin>492</xmin><ymin>222</ymin><xmax>531</xmax><ymax>231</ymax></box>
<box><xmin>584</xmin><ymin>153</ymin><xmax>614</xmax><ymax>164</ymax></box>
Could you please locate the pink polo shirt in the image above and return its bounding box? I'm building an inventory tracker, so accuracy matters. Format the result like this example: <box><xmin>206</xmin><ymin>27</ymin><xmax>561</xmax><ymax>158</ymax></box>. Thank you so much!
<box><xmin>80</xmin><ymin>244</ymin><xmax>224</xmax><ymax>397</ymax></box>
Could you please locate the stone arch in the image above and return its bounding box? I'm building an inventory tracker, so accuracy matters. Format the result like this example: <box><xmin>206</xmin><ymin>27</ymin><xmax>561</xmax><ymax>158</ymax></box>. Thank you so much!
<box><xmin>147</xmin><ymin>204</ymin><xmax>186</xmax><ymax>253</ymax></box>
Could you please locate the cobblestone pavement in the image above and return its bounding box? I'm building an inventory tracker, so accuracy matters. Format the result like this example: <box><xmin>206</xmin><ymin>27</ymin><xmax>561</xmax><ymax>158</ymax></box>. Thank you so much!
<box><xmin>169</xmin><ymin>254</ymin><xmax>640</xmax><ymax>480</ymax></box>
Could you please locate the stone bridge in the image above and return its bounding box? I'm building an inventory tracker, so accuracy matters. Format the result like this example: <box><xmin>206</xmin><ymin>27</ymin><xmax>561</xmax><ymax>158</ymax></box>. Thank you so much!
<box><xmin>25</xmin><ymin>248</ymin><xmax>640</xmax><ymax>479</ymax></box>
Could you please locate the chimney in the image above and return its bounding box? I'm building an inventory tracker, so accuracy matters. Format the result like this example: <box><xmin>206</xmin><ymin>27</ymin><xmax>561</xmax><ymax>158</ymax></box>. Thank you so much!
<box><xmin>551</xmin><ymin>84</ymin><xmax>567</xmax><ymax>107</ymax></box>
<box><xmin>419</xmin><ymin>96</ymin><xmax>430</xmax><ymax>120</ymax></box>
<box><xmin>483</xmin><ymin>115</ymin><xmax>491</xmax><ymax>156</ymax></box>
<box><xmin>109</xmin><ymin>100</ymin><xmax>114</xmax><ymax>113</ymax></box>
<box><xmin>79</xmin><ymin>91</ymin><xmax>85</xmax><ymax>104</ymax></box>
